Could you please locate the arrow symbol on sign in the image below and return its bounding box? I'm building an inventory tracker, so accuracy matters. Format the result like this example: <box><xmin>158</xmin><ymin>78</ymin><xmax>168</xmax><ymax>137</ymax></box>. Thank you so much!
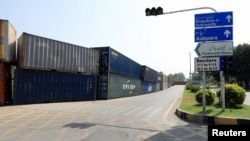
<box><xmin>224</xmin><ymin>30</ymin><xmax>231</xmax><ymax>38</ymax></box>
<box><xmin>226</xmin><ymin>14</ymin><xmax>232</xmax><ymax>23</ymax></box>
<box><xmin>195</xmin><ymin>43</ymin><xmax>201</xmax><ymax>56</ymax></box>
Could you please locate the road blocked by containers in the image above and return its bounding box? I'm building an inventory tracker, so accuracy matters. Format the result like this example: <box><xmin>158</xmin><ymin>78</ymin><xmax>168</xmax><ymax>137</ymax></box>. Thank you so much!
<box><xmin>0</xmin><ymin>20</ymin><xmax>172</xmax><ymax>105</ymax></box>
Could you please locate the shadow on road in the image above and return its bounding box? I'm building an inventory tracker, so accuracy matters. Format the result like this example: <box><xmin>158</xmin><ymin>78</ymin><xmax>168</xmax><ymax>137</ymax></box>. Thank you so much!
<box><xmin>62</xmin><ymin>122</ymin><xmax>207</xmax><ymax>141</ymax></box>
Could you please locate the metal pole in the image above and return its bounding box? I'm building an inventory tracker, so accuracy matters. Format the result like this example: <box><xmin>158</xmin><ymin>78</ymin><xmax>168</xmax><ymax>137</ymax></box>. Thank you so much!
<box><xmin>202</xmin><ymin>71</ymin><xmax>206</xmax><ymax>111</ymax></box>
<box><xmin>220</xmin><ymin>71</ymin><xmax>225</xmax><ymax>111</ymax></box>
<box><xmin>162</xmin><ymin>7</ymin><xmax>217</xmax><ymax>15</ymax></box>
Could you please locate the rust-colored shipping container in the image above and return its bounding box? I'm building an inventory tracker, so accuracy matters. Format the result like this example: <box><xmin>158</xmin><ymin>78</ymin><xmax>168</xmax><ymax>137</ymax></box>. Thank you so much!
<box><xmin>0</xmin><ymin>63</ymin><xmax>12</xmax><ymax>106</ymax></box>
<box><xmin>0</xmin><ymin>19</ymin><xmax>17</xmax><ymax>64</ymax></box>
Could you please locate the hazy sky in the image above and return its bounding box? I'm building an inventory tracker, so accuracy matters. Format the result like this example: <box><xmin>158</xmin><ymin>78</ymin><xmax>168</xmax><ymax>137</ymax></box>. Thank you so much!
<box><xmin>1</xmin><ymin>0</ymin><xmax>249</xmax><ymax>78</ymax></box>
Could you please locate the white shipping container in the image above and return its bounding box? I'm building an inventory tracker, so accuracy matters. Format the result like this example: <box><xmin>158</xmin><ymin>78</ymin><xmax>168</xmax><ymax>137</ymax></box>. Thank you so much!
<box><xmin>17</xmin><ymin>32</ymin><xmax>99</xmax><ymax>74</ymax></box>
<box><xmin>0</xmin><ymin>19</ymin><xmax>17</xmax><ymax>63</ymax></box>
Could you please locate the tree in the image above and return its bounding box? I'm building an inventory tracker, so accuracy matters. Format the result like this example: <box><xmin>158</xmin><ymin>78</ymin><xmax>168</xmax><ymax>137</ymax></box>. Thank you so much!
<box><xmin>234</xmin><ymin>43</ymin><xmax>250</xmax><ymax>89</ymax></box>
<box><xmin>172</xmin><ymin>72</ymin><xmax>186</xmax><ymax>81</ymax></box>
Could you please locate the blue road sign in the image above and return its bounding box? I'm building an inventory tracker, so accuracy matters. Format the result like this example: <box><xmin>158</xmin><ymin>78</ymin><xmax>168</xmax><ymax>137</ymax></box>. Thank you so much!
<box><xmin>195</xmin><ymin>11</ymin><xmax>233</xmax><ymax>28</ymax></box>
<box><xmin>195</xmin><ymin>26</ymin><xmax>233</xmax><ymax>42</ymax></box>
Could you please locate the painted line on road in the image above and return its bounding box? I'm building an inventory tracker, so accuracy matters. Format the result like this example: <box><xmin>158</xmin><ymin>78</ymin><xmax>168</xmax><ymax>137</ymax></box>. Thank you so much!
<box><xmin>162</xmin><ymin>95</ymin><xmax>182</xmax><ymax>126</ymax></box>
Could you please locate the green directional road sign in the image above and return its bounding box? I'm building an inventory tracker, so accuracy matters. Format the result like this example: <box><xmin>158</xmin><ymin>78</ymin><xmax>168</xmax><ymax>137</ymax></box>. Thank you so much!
<box><xmin>195</xmin><ymin>41</ymin><xmax>233</xmax><ymax>57</ymax></box>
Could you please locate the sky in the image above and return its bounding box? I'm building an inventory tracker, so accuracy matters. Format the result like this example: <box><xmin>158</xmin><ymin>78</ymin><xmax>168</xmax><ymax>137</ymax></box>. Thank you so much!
<box><xmin>1</xmin><ymin>0</ymin><xmax>249</xmax><ymax>78</ymax></box>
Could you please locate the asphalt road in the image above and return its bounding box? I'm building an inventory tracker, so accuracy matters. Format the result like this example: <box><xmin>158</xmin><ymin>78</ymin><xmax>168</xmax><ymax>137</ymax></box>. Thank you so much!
<box><xmin>0</xmin><ymin>85</ymin><xmax>207</xmax><ymax>141</ymax></box>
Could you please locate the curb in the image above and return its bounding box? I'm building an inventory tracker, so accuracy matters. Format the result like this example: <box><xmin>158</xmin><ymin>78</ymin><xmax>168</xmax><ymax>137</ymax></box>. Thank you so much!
<box><xmin>175</xmin><ymin>108</ymin><xmax>250</xmax><ymax>125</ymax></box>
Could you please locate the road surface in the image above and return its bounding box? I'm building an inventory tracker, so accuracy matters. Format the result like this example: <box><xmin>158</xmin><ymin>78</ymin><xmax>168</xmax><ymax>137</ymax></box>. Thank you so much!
<box><xmin>0</xmin><ymin>85</ymin><xmax>207</xmax><ymax>141</ymax></box>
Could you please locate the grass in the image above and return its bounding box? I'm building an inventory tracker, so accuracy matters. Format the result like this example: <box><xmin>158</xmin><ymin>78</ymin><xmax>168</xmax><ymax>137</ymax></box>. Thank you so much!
<box><xmin>178</xmin><ymin>88</ymin><xmax>250</xmax><ymax>119</ymax></box>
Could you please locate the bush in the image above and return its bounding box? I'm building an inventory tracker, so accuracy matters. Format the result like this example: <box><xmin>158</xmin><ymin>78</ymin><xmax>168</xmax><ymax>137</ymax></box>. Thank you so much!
<box><xmin>195</xmin><ymin>89</ymin><xmax>216</xmax><ymax>105</ymax></box>
<box><xmin>185</xmin><ymin>82</ymin><xmax>192</xmax><ymax>90</ymax></box>
<box><xmin>217</xmin><ymin>83</ymin><xmax>246</xmax><ymax>107</ymax></box>
<box><xmin>190</xmin><ymin>85</ymin><xmax>201</xmax><ymax>93</ymax></box>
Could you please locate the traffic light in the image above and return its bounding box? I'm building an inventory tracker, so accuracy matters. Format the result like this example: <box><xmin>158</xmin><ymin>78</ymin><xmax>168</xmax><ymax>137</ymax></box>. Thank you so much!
<box><xmin>220</xmin><ymin>56</ymin><xmax>234</xmax><ymax>72</ymax></box>
<box><xmin>145</xmin><ymin>7</ymin><xmax>163</xmax><ymax>16</ymax></box>
<box><xmin>221</xmin><ymin>56</ymin><xmax>234</xmax><ymax>72</ymax></box>
<box><xmin>225</xmin><ymin>56</ymin><xmax>234</xmax><ymax>72</ymax></box>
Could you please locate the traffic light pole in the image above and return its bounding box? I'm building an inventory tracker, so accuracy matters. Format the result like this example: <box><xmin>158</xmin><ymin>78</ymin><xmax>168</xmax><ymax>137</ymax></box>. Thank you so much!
<box><xmin>161</xmin><ymin>7</ymin><xmax>217</xmax><ymax>15</ymax></box>
<box><xmin>145</xmin><ymin>6</ymin><xmax>221</xmax><ymax>112</ymax></box>
<box><xmin>161</xmin><ymin>6</ymin><xmax>217</xmax><ymax>112</ymax></box>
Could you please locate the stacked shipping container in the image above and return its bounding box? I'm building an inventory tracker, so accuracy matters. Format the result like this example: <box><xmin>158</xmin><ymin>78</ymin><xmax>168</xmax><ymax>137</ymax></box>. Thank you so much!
<box><xmin>13</xmin><ymin>32</ymin><xmax>99</xmax><ymax>104</ymax></box>
<box><xmin>0</xmin><ymin>19</ymin><xmax>16</xmax><ymax>105</ymax></box>
<box><xmin>13</xmin><ymin>69</ymin><xmax>96</xmax><ymax>105</ymax></box>
<box><xmin>93</xmin><ymin>47</ymin><xmax>143</xmax><ymax>99</ymax></box>
<box><xmin>159</xmin><ymin>73</ymin><xmax>168</xmax><ymax>90</ymax></box>
<box><xmin>0</xmin><ymin>19</ymin><xmax>16</xmax><ymax>64</ymax></box>
<box><xmin>141</xmin><ymin>65</ymin><xmax>159</xmax><ymax>94</ymax></box>
<box><xmin>17</xmin><ymin>32</ymin><xmax>99</xmax><ymax>74</ymax></box>
<box><xmin>0</xmin><ymin>63</ymin><xmax>11</xmax><ymax>105</ymax></box>
<box><xmin>1</xmin><ymin>19</ymin><xmax>172</xmax><ymax>105</ymax></box>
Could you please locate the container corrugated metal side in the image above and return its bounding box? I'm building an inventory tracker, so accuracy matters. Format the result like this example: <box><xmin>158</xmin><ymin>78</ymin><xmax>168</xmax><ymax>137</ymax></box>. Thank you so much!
<box><xmin>168</xmin><ymin>74</ymin><xmax>173</xmax><ymax>87</ymax></box>
<box><xmin>13</xmin><ymin>69</ymin><xmax>97</xmax><ymax>105</ymax></box>
<box><xmin>0</xmin><ymin>63</ymin><xmax>12</xmax><ymax>106</ymax></box>
<box><xmin>92</xmin><ymin>46</ymin><xmax>141</xmax><ymax>79</ymax></box>
<box><xmin>142</xmin><ymin>81</ymin><xmax>157</xmax><ymax>94</ymax></box>
<box><xmin>17</xmin><ymin>32</ymin><xmax>99</xmax><ymax>74</ymax></box>
<box><xmin>156</xmin><ymin>83</ymin><xmax>160</xmax><ymax>91</ymax></box>
<box><xmin>159</xmin><ymin>73</ymin><xmax>168</xmax><ymax>90</ymax></box>
<box><xmin>161</xmin><ymin>83</ymin><xmax>168</xmax><ymax>90</ymax></box>
<box><xmin>0</xmin><ymin>19</ymin><xmax>17</xmax><ymax>64</ymax></box>
<box><xmin>140</xmin><ymin>65</ymin><xmax>158</xmax><ymax>82</ymax></box>
<box><xmin>97</xmin><ymin>73</ymin><xmax>142</xmax><ymax>100</ymax></box>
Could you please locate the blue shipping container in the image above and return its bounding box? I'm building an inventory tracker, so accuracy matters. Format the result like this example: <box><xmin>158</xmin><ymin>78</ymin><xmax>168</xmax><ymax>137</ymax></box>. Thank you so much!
<box><xmin>141</xmin><ymin>65</ymin><xmax>158</xmax><ymax>82</ymax></box>
<box><xmin>142</xmin><ymin>81</ymin><xmax>157</xmax><ymax>94</ymax></box>
<box><xmin>13</xmin><ymin>69</ymin><xmax>96</xmax><ymax>105</ymax></box>
<box><xmin>92</xmin><ymin>47</ymin><xmax>141</xmax><ymax>79</ymax></box>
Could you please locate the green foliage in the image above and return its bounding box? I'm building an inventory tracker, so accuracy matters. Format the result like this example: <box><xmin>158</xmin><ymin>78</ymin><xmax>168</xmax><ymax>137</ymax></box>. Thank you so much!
<box><xmin>172</xmin><ymin>72</ymin><xmax>186</xmax><ymax>81</ymax></box>
<box><xmin>217</xmin><ymin>83</ymin><xmax>246</xmax><ymax>107</ymax></box>
<box><xmin>185</xmin><ymin>82</ymin><xmax>191</xmax><ymax>90</ymax></box>
<box><xmin>190</xmin><ymin>85</ymin><xmax>200</xmax><ymax>93</ymax></box>
<box><xmin>195</xmin><ymin>89</ymin><xmax>216</xmax><ymax>105</ymax></box>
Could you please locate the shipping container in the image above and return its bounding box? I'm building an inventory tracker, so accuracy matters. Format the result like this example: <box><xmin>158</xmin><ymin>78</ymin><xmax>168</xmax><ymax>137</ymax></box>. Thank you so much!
<box><xmin>158</xmin><ymin>73</ymin><xmax>168</xmax><ymax>90</ymax></box>
<box><xmin>92</xmin><ymin>47</ymin><xmax>141</xmax><ymax>79</ymax></box>
<box><xmin>97</xmin><ymin>73</ymin><xmax>142</xmax><ymax>100</ymax></box>
<box><xmin>140</xmin><ymin>65</ymin><xmax>158</xmax><ymax>82</ymax></box>
<box><xmin>13</xmin><ymin>69</ymin><xmax>96</xmax><ymax>105</ymax></box>
<box><xmin>156</xmin><ymin>83</ymin><xmax>160</xmax><ymax>91</ymax></box>
<box><xmin>0</xmin><ymin>19</ymin><xmax>16</xmax><ymax>64</ymax></box>
<box><xmin>17</xmin><ymin>32</ymin><xmax>99</xmax><ymax>74</ymax></box>
<box><xmin>160</xmin><ymin>83</ymin><xmax>168</xmax><ymax>90</ymax></box>
<box><xmin>142</xmin><ymin>81</ymin><xmax>157</xmax><ymax>94</ymax></box>
<box><xmin>0</xmin><ymin>63</ymin><xmax>12</xmax><ymax>106</ymax></box>
<box><xmin>168</xmin><ymin>74</ymin><xmax>173</xmax><ymax>87</ymax></box>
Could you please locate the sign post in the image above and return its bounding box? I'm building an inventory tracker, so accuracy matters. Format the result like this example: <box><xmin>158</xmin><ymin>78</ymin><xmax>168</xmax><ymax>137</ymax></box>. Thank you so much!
<box><xmin>194</xmin><ymin>11</ymin><xmax>233</xmax><ymax>112</ymax></box>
